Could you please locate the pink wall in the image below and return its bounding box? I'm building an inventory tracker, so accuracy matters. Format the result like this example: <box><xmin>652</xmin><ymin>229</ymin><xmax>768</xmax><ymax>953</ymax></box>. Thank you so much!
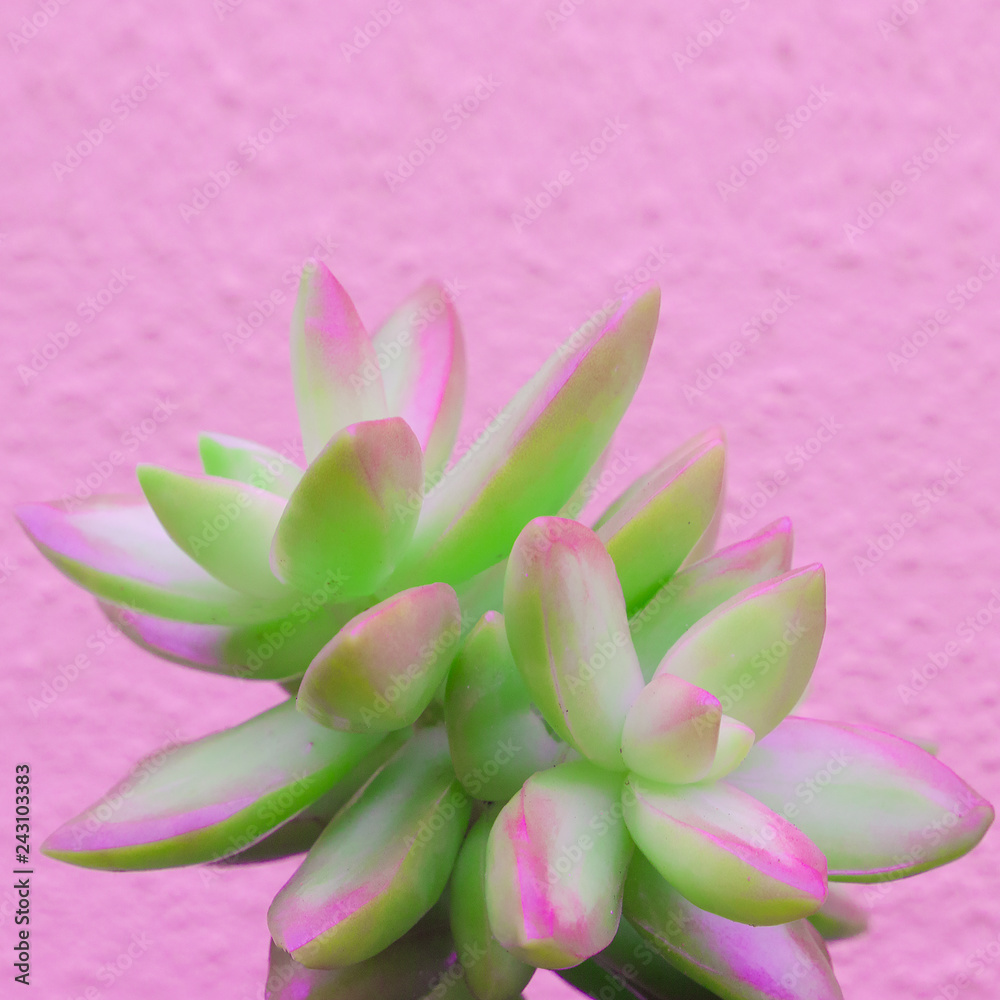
<box><xmin>2</xmin><ymin>1</ymin><xmax>998</xmax><ymax>997</ymax></box>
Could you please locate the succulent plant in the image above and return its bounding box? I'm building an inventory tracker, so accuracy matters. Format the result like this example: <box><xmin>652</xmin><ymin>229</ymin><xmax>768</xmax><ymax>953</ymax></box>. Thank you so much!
<box><xmin>18</xmin><ymin>263</ymin><xmax>993</xmax><ymax>1000</ymax></box>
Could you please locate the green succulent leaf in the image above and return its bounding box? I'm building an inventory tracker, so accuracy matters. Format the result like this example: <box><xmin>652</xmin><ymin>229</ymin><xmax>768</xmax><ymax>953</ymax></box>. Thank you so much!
<box><xmin>138</xmin><ymin>465</ymin><xmax>289</xmax><ymax>600</ymax></box>
<box><xmin>704</xmin><ymin>715</ymin><xmax>756</xmax><ymax>782</ymax></box>
<box><xmin>652</xmin><ymin>565</ymin><xmax>826</xmax><ymax>739</ymax></box>
<box><xmin>450</xmin><ymin>808</ymin><xmax>536</xmax><ymax>1000</ymax></box>
<box><xmin>41</xmin><ymin>698</ymin><xmax>384</xmax><ymax>870</ymax></box>
<box><xmin>198</xmin><ymin>432</ymin><xmax>304</xmax><ymax>498</ymax></box>
<box><xmin>104</xmin><ymin>597</ymin><xmax>365</xmax><ymax>681</ymax></box>
<box><xmin>265</xmin><ymin>911</ymin><xmax>471</xmax><ymax>1000</ymax></box>
<box><xmin>268</xmin><ymin>728</ymin><xmax>471</xmax><ymax>969</ymax></box>
<box><xmin>503</xmin><ymin>517</ymin><xmax>645</xmax><ymax>771</ymax></box>
<box><xmin>485</xmin><ymin>759</ymin><xmax>634</xmax><ymax>969</ymax></box>
<box><xmin>445</xmin><ymin>611</ymin><xmax>570</xmax><ymax>802</ymax></box>
<box><xmin>221</xmin><ymin>729</ymin><xmax>411</xmax><ymax>864</ymax></box>
<box><xmin>557</xmin><ymin>916</ymin><xmax>719</xmax><ymax>1000</ymax></box>
<box><xmin>807</xmin><ymin>885</ymin><xmax>869</xmax><ymax>942</ymax></box>
<box><xmin>271</xmin><ymin>417</ymin><xmax>423</xmax><ymax>598</ymax></box>
<box><xmin>624</xmin><ymin>853</ymin><xmax>843</xmax><ymax>1000</ymax></box>
<box><xmin>290</xmin><ymin>262</ymin><xmax>389</xmax><ymax>461</ymax></box>
<box><xmin>389</xmin><ymin>288</ymin><xmax>661</xmax><ymax>588</ymax></box>
<box><xmin>620</xmin><ymin>673</ymin><xmax>721</xmax><ymax>785</ymax></box>
<box><xmin>373</xmin><ymin>281</ymin><xmax>466</xmax><ymax>479</ymax></box>
<box><xmin>622</xmin><ymin>774</ymin><xmax>828</xmax><ymax>925</ymax></box>
<box><xmin>15</xmin><ymin>496</ymin><xmax>287</xmax><ymax>625</ymax></box>
<box><xmin>596</xmin><ymin>430</ymin><xmax>726</xmax><ymax>610</ymax></box>
<box><xmin>726</xmin><ymin>716</ymin><xmax>995</xmax><ymax>882</ymax></box>
<box><xmin>297</xmin><ymin>583</ymin><xmax>462</xmax><ymax>732</ymax></box>
<box><xmin>629</xmin><ymin>518</ymin><xmax>794</xmax><ymax>679</ymax></box>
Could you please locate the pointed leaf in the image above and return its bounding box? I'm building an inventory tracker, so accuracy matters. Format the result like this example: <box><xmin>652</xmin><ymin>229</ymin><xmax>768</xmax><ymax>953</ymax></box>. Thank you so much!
<box><xmin>503</xmin><ymin>517</ymin><xmax>645</xmax><ymax>770</ymax></box>
<box><xmin>653</xmin><ymin>565</ymin><xmax>826</xmax><ymax>738</ymax></box>
<box><xmin>271</xmin><ymin>418</ymin><xmax>423</xmax><ymax>598</ymax></box>
<box><xmin>445</xmin><ymin>612</ymin><xmax>571</xmax><ymax>802</ymax></box>
<box><xmin>291</xmin><ymin>263</ymin><xmax>388</xmax><ymax>460</ymax></box>
<box><xmin>222</xmin><ymin>729</ymin><xmax>410</xmax><ymax>864</ymax></box>
<box><xmin>807</xmin><ymin>885</ymin><xmax>869</xmax><ymax>942</ymax></box>
<box><xmin>726</xmin><ymin>716</ymin><xmax>994</xmax><ymax>882</ymax></box>
<box><xmin>485</xmin><ymin>760</ymin><xmax>633</xmax><ymax>969</ymax></box>
<box><xmin>298</xmin><ymin>583</ymin><xmax>462</xmax><ymax>732</ymax></box>
<box><xmin>622</xmin><ymin>774</ymin><xmax>827</xmax><ymax>925</ymax></box>
<box><xmin>268</xmin><ymin>728</ymin><xmax>471</xmax><ymax>968</ymax></box>
<box><xmin>390</xmin><ymin>288</ymin><xmax>661</xmax><ymax>588</ymax></box>
<box><xmin>373</xmin><ymin>281</ymin><xmax>466</xmax><ymax>477</ymax></box>
<box><xmin>41</xmin><ymin>699</ymin><xmax>384</xmax><ymax>870</ymax></box>
<box><xmin>620</xmin><ymin>673</ymin><xmax>721</xmax><ymax>785</ymax></box>
<box><xmin>596</xmin><ymin>431</ymin><xmax>726</xmax><ymax>609</ymax></box>
<box><xmin>265</xmin><ymin>913</ymin><xmax>465</xmax><ymax>1000</ymax></box>
<box><xmin>104</xmin><ymin>596</ymin><xmax>363</xmax><ymax>681</ymax></box>
<box><xmin>624</xmin><ymin>854</ymin><xmax>843</xmax><ymax>1000</ymax></box>
<box><xmin>630</xmin><ymin>518</ymin><xmax>793</xmax><ymax>679</ymax></box>
<box><xmin>450</xmin><ymin>809</ymin><xmax>535</xmax><ymax>1000</ymax></box>
<box><xmin>138</xmin><ymin>465</ymin><xmax>288</xmax><ymax>599</ymax></box>
<box><xmin>16</xmin><ymin>496</ymin><xmax>286</xmax><ymax>625</ymax></box>
<box><xmin>199</xmin><ymin>432</ymin><xmax>304</xmax><ymax>498</ymax></box>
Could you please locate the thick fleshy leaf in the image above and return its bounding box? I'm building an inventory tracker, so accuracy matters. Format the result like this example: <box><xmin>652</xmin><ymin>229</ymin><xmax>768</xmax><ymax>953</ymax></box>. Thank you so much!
<box><xmin>704</xmin><ymin>715</ymin><xmax>756</xmax><ymax>782</ymax></box>
<box><xmin>389</xmin><ymin>288</ymin><xmax>661</xmax><ymax>588</ymax></box>
<box><xmin>558</xmin><ymin>441</ymin><xmax>615</xmax><ymax>521</ymax></box>
<box><xmin>445</xmin><ymin>612</ymin><xmax>571</xmax><ymax>802</ymax></box>
<box><xmin>298</xmin><ymin>583</ymin><xmax>462</xmax><ymax>733</ymax></box>
<box><xmin>807</xmin><ymin>886</ymin><xmax>869</xmax><ymax>942</ymax></box>
<box><xmin>42</xmin><ymin>699</ymin><xmax>384</xmax><ymax>870</ymax></box>
<box><xmin>629</xmin><ymin>518</ymin><xmax>794</xmax><ymax>679</ymax></box>
<box><xmin>485</xmin><ymin>759</ymin><xmax>633</xmax><ymax>969</ymax></box>
<box><xmin>596</xmin><ymin>431</ymin><xmax>726</xmax><ymax>610</ymax></box>
<box><xmin>268</xmin><ymin>728</ymin><xmax>471</xmax><ymax>968</ymax></box>
<box><xmin>503</xmin><ymin>517</ymin><xmax>645</xmax><ymax>770</ymax></box>
<box><xmin>727</xmin><ymin>716</ymin><xmax>995</xmax><ymax>882</ymax></box>
<box><xmin>373</xmin><ymin>281</ymin><xmax>466</xmax><ymax>478</ymax></box>
<box><xmin>290</xmin><ymin>263</ymin><xmax>388</xmax><ymax>461</ymax></box>
<box><xmin>620</xmin><ymin>673</ymin><xmax>721</xmax><ymax>785</ymax></box>
<box><xmin>16</xmin><ymin>496</ymin><xmax>286</xmax><ymax>625</ymax></box>
<box><xmin>265</xmin><ymin>912</ymin><xmax>471</xmax><ymax>1000</ymax></box>
<box><xmin>624</xmin><ymin>854</ymin><xmax>843</xmax><ymax>1000</ymax></box>
<box><xmin>221</xmin><ymin>729</ymin><xmax>410</xmax><ymax>864</ymax></box>
<box><xmin>271</xmin><ymin>418</ymin><xmax>423</xmax><ymax>598</ymax></box>
<box><xmin>199</xmin><ymin>432</ymin><xmax>304</xmax><ymax>498</ymax></box>
<box><xmin>450</xmin><ymin>809</ymin><xmax>536</xmax><ymax>1000</ymax></box>
<box><xmin>652</xmin><ymin>565</ymin><xmax>826</xmax><ymax>738</ymax></box>
<box><xmin>105</xmin><ymin>597</ymin><xmax>364</xmax><ymax>681</ymax></box>
<box><xmin>558</xmin><ymin>917</ymin><xmax>718</xmax><ymax>1000</ymax></box>
<box><xmin>138</xmin><ymin>465</ymin><xmax>288</xmax><ymax>599</ymax></box>
<box><xmin>622</xmin><ymin>774</ymin><xmax>827</xmax><ymax>925</ymax></box>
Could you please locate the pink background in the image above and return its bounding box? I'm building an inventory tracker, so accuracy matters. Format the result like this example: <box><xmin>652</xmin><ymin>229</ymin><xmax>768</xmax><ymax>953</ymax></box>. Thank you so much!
<box><xmin>2</xmin><ymin>1</ymin><xmax>999</xmax><ymax>997</ymax></box>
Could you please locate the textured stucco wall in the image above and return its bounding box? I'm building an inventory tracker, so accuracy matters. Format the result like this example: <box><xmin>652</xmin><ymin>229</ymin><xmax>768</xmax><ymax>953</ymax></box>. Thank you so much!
<box><xmin>2</xmin><ymin>1</ymin><xmax>999</xmax><ymax>997</ymax></box>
